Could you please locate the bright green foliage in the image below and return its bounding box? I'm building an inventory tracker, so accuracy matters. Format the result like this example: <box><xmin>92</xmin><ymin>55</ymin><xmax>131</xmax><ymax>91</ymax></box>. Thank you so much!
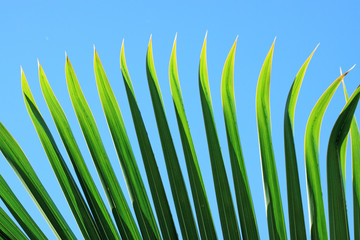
<box><xmin>120</xmin><ymin>41</ymin><xmax>178</xmax><ymax>240</ymax></box>
<box><xmin>283</xmin><ymin>46</ymin><xmax>317</xmax><ymax>239</ymax></box>
<box><xmin>169</xmin><ymin>36</ymin><xmax>217</xmax><ymax>239</ymax></box>
<box><xmin>39</xmin><ymin>62</ymin><xmax>120</xmax><ymax>240</ymax></box>
<box><xmin>199</xmin><ymin>34</ymin><xmax>240</xmax><ymax>239</ymax></box>
<box><xmin>304</xmin><ymin>68</ymin><xmax>352</xmax><ymax>239</ymax></box>
<box><xmin>327</xmin><ymin>83</ymin><xmax>360</xmax><ymax>239</ymax></box>
<box><xmin>146</xmin><ymin>37</ymin><xmax>199</xmax><ymax>240</ymax></box>
<box><xmin>0</xmin><ymin>174</ymin><xmax>47</xmax><ymax>240</ymax></box>
<box><xmin>22</xmin><ymin>70</ymin><xmax>101</xmax><ymax>240</ymax></box>
<box><xmin>94</xmin><ymin>49</ymin><xmax>161</xmax><ymax>240</ymax></box>
<box><xmin>0</xmin><ymin>206</ymin><xmax>28</xmax><ymax>240</ymax></box>
<box><xmin>221</xmin><ymin>38</ymin><xmax>259</xmax><ymax>240</ymax></box>
<box><xmin>0</xmin><ymin>35</ymin><xmax>359</xmax><ymax>240</ymax></box>
<box><xmin>0</xmin><ymin>122</ymin><xmax>76</xmax><ymax>239</ymax></box>
<box><xmin>256</xmin><ymin>39</ymin><xmax>287</xmax><ymax>240</ymax></box>
<box><xmin>65</xmin><ymin>57</ymin><xmax>141</xmax><ymax>239</ymax></box>
<box><xmin>343</xmin><ymin>82</ymin><xmax>360</xmax><ymax>240</ymax></box>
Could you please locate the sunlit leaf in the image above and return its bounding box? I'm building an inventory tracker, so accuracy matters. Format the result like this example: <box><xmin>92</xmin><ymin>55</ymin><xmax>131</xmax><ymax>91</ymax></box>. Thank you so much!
<box><xmin>327</xmin><ymin>83</ymin><xmax>360</xmax><ymax>240</ymax></box>
<box><xmin>146</xmin><ymin>37</ymin><xmax>199</xmax><ymax>240</ymax></box>
<box><xmin>221</xmin><ymin>37</ymin><xmax>259</xmax><ymax>239</ymax></box>
<box><xmin>283</xmin><ymin>45</ymin><xmax>317</xmax><ymax>239</ymax></box>
<box><xmin>199</xmin><ymin>33</ymin><xmax>240</xmax><ymax>239</ymax></box>
<box><xmin>65</xmin><ymin>56</ymin><xmax>141</xmax><ymax>240</ymax></box>
<box><xmin>120</xmin><ymin>41</ymin><xmax>178</xmax><ymax>239</ymax></box>
<box><xmin>170</xmin><ymin>35</ymin><xmax>217</xmax><ymax>239</ymax></box>
<box><xmin>255</xmin><ymin>39</ymin><xmax>287</xmax><ymax>239</ymax></box>
<box><xmin>94</xmin><ymin>49</ymin><xmax>161</xmax><ymax>239</ymax></box>
<box><xmin>22</xmin><ymin>69</ymin><xmax>101</xmax><ymax>240</ymax></box>
<box><xmin>305</xmin><ymin>67</ymin><xmax>353</xmax><ymax>239</ymax></box>
<box><xmin>38</xmin><ymin>62</ymin><xmax>120</xmax><ymax>240</ymax></box>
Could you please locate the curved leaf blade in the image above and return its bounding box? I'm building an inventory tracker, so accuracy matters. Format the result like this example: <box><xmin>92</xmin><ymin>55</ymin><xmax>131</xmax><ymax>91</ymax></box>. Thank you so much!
<box><xmin>304</xmin><ymin>68</ymin><xmax>352</xmax><ymax>239</ymax></box>
<box><xmin>65</xmin><ymin>56</ymin><xmax>141</xmax><ymax>240</ymax></box>
<box><xmin>38</xmin><ymin>63</ymin><xmax>120</xmax><ymax>240</ymax></box>
<box><xmin>146</xmin><ymin>37</ymin><xmax>199</xmax><ymax>240</ymax></box>
<box><xmin>199</xmin><ymin>34</ymin><xmax>240</xmax><ymax>239</ymax></box>
<box><xmin>284</xmin><ymin>46</ymin><xmax>317</xmax><ymax>239</ymax></box>
<box><xmin>327</xmin><ymin>84</ymin><xmax>360</xmax><ymax>240</ymax></box>
<box><xmin>21</xmin><ymin>70</ymin><xmax>101</xmax><ymax>240</ymax></box>
<box><xmin>169</xmin><ymin>35</ymin><xmax>217</xmax><ymax>239</ymax></box>
<box><xmin>0</xmin><ymin>174</ymin><xmax>47</xmax><ymax>240</ymax></box>
<box><xmin>221</xmin><ymin>37</ymin><xmax>259</xmax><ymax>239</ymax></box>
<box><xmin>0</xmin><ymin>121</ymin><xmax>75</xmax><ymax>240</ymax></box>
<box><xmin>94</xmin><ymin>49</ymin><xmax>161</xmax><ymax>240</ymax></box>
<box><xmin>120</xmin><ymin>41</ymin><xmax>178</xmax><ymax>240</ymax></box>
<box><xmin>256</xmin><ymin>39</ymin><xmax>287</xmax><ymax>239</ymax></box>
<box><xmin>0</xmin><ymin>206</ymin><xmax>28</xmax><ymax>240</ymax></box>
<box><xmin>343</xmin><ymin>81</ymin><xmax>360</xmax><ymax>240</ymax></box>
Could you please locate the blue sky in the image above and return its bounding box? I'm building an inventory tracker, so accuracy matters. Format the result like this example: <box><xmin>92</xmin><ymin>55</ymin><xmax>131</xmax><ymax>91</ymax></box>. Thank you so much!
<box><xmin>1</xmin><ymin>1</ymin><xmax>360</xmax><ymax>239</ymax></box>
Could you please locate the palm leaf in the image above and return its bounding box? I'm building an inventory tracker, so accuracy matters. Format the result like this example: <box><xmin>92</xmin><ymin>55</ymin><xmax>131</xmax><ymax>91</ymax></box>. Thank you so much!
<box><xmin>342</xmin><ymin>81</ymin><xmax>360</xmax><ymax>240</ymax></box>
<box><xmin>65</xmin><ymin>56</ymin><xmax>141</xmax><ymax>240</ymax></box>
<box><xmin>169</xmin><ymin>35</ymin><xmax>217</xmax><ymax>239</ymax></box>
<box><xmin>120</xmin><ymin>41</ymin><xmax>178</xmax><ymax>239</ymax></box>
<box><xmin>255</xmin><ymin>39</ymin><xmax>287</xmax><ymax>239</ymax></box>
<box><xmin>304</xmin><ymin>67</ymin><xmax>353</xmax><ymax>239</ymax></box>
<box><xmin>21</xmin><ymin>69</ymin><xmax>101</xmax><ymax>240</ymax></box>
<box><xmin>283</xmin><ymin>45</ymin><xmax>317</xmax><ymax>239</ymax></box>
<box><xmin>146</xmin><ymin>36</ymin><xmax>199</xmax><ymax>240</ymax></box>
<box><xmin>221</xmin><ymin>37</ymin><xmax>259</xmax><ymax>239</ymax></box>
<box><xmin>199</xmin><ymin>33</ymin><xmax>240</xmax><ymax>239</ymax></box>
<box><xmin>0</xmin><ymin>206</ymin><xmax>28</xmax><ymax>240</ymax></box>
<box><xmin>38</xmin><ymin>62</ymin><xmax>120</xmax><ymax>240</ymax></box>
<box><xmin>94</xmin><ymin>49</ymin><xmax>161</xmax><ymax>239</ymax></box>
<box><xmin>339</xmin><ymin>69</ymin><xmax>350</xmax><ymax>188</ymax></box>
<box><xmin>0</xmin><ymin>122</ymin><xmax>76</xmax><ymax>240</ymax></box>
<box><xmin>327</xmin><ymin>83</ymin><xmax>360</xmax><ymax>239</ymax></box>
<box><xmin>0</xmin><ymin>174</ymin><xmax>47</xmax><ymax>240</ymax></box>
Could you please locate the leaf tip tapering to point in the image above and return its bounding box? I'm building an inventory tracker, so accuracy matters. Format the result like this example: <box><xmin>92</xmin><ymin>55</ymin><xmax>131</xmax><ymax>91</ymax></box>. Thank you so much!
<box><xmin>343</xmin><ymin>64</ymin><xmax>356</xmax><ymax>78</ymax></box>
<box><xmin>201</xmin><ymin>32</ymin><xmax>207</xmax><ymax>57</ymax></box>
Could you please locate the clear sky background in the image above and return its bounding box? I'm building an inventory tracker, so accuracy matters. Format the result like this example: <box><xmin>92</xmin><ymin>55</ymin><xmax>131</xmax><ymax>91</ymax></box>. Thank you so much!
<box><xmin>1</xmin><ymin>1</ymin><xmax>360</xmax><ymax>239</ymax></box>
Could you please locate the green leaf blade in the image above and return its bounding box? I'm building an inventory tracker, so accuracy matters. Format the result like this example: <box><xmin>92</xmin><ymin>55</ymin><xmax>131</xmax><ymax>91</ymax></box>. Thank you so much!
<box><xmin>146</xmin><ymin>37</ymin><xmax>199</xmax><ymax>240</ymax></box>
<box><xmin>221</xmin><ymin>38</ymin><xmax>259</xmax><ymax>240</ymax></box>
<box><xmin>283</xmin><ymin>46</ymin><xmax>317</xmax><ymax>239</ymax></box>
<box><xmin>343</xmin><ymin>81</ymin><xmax>360</xmax><ymax>240</ymax></box>
<box><xmin>0</xmin><ymin>122</ymin><xmax>75</xmax><ymax>240</ymax></box>
<box><xmin>21</xmin><ymin>70</ymin><xmax>101</xmax><ymax>240</ymax></box>
<box><xmin>120</xmin><ymin>42</ymin><xmax>178</xmax><ymax>240</ymax></box>
<box><xmin>0</xmin><ymin>206</ymin><xmax>28</xmax><ymax>240</ymax></box>
<box><xmin>65</xmin><ymin>56</ymin><xmax>141</xmax><ymax>240</ymax></box>
<box><xmin>94</xmin><ymin>50</ymin><xmax>160</xmax><ymax>240</ymax></box>
<box><xmin>255</xmin><ymin>40</ymin><xmax>287</xmax><ymax>239</ymax></box>
<box><xmin>169</xmin><ymin>36</ymin><xmax>217</xmax><ymax>240</ymax></box>
<box><xmin>0</xmin><ymin>174</ymin><xmax>47</xmax><ymax>240</ymax></box>
<box><xmin>199</xmin><ymin>34</ymin><xmax>240</xmax><ymax>239</ymax></box>
<box><xmin>304</xmin><ymin>68</ymin><xmax>351</xmax><ymax>239</ymax></box>
<box><xmin>38</xmin><ymin>63</ymin><xmax>120</xmax><ymax>240</ymax></box>
<box><xmin>327</xmin><ymin>84</ymin><xmax>360</xmax><ymax>240</ymax></box>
